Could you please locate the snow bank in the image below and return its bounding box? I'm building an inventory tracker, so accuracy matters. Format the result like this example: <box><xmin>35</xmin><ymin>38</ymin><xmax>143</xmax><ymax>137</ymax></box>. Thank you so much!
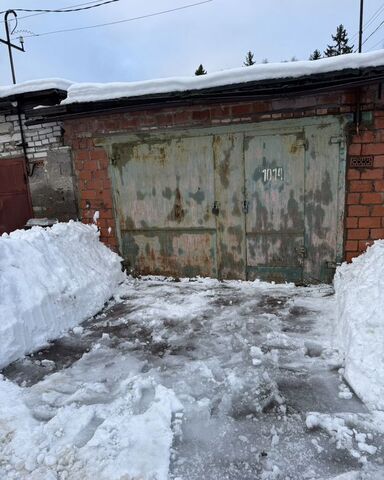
<box><xmin>62</xmin><ymin>51</ymin><xmax>384</xmax><ymax>104</ymax></box>
<box><xmin>0</xmin><ymin>221</ymin><xmax>124</xmax><ymax>369</ymax></box>
<box><xmin>334</xmin><ymin>241</ymin><xmax>384</xmax><ymax>410</ymax></box>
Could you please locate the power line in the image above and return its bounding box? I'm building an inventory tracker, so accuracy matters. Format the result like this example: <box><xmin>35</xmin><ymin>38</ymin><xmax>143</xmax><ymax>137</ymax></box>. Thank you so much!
<box><xmin>0</xmin><ymin>0</ymin><xmax>119</xmax><ymax>15</ymax></box>
<box><xmin>359</xmin><ymin>17</ymin><xmax>384</xmax><ymax>49</ymax></box>
<box><xmin>364</xmin><ymin>3</ymin><xmax>384</xmax><ymax>30</ymax></box>
<box><xmin>366</xmin><ymin>36</ymin><xmax>384</xmax><ymax>50</ymax></box>
<box><xmin>18</xmin><ymin>0</ymin><xmax>214</xmax><ymax>39</ymax></box>
<box><xmin>351</xmin><ymin>1</ymin><xmax>384</xmax><ymax>40</ymax></box>
<box><xmin>5</xmin><ymin>0</ymin><xmax>118</xmax><ymax>22</ymax></box>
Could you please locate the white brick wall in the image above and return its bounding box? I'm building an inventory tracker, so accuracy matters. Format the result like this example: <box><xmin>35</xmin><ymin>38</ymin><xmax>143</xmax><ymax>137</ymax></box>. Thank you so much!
<box><xmin>0</xmin><ymin>113</ymin><xmax>63</xmax><ymax>160</ymax></box>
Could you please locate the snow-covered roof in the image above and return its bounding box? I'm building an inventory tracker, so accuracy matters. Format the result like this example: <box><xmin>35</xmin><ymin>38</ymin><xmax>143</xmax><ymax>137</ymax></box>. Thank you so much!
<box><xmin>0</xmin><ymin>78</ymin><xmax>72</xmax><ymax>100</ymax></box>
<box><xmin>62</xmin><ymin>51</ymin><xmax>384</xmax><ymax>105</ymax></box>
<box><xmin>1</xmin><ymin>51</ymin><xmax>384</xmax><ymax>106</ymax></box>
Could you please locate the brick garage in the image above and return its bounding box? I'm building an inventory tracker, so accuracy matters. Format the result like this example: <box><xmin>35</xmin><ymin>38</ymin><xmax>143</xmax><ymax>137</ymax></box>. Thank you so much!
<box><xmin>62</xmin><ymin>89</ymin><xmax>382</xmax><ymax>257</ymax></box>
<box><xmin>34</xmin><ymin>57</ymin><xmax>384</xmax><ymax>281</ymax></box>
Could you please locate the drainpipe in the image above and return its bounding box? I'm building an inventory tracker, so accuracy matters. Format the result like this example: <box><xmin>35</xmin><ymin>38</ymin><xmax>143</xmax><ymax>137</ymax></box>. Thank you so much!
<box><xmin>15</xmin><ymin>98</ymin><xmax>34</xmax><ymax>176</ymax></box>
<box><xmin>356</xmin><ymin>0</ymin><xmax>364</xmax><ymax>135</ymax></box>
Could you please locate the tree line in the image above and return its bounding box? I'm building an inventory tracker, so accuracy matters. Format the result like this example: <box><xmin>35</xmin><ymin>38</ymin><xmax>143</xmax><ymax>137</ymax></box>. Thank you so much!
<box><xmin>195</xmin><ymin>24</ymin><xmax>354</xmax><ymax>75</ymax></box>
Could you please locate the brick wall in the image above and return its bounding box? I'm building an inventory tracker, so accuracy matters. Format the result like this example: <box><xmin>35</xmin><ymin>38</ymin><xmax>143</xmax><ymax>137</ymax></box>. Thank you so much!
<box><xmin>0</xmin><ymin>112</ymin><xmax>78</xmax><ymax>221</ymax></box>
<box><xmin>344</xmin><ymin>111</ymin><xmax>384</xmax><ymax>261</ymax></box>
<box><xmin>70</xmin><ymin>145</ymin><xmax>117</xmax><ymax>250</ymax></box>
<box><xmin>64</xmin><ymin>84</ymin><xmax>384</xmax><ymax>260</ymax></box>
<box><xmin>0</xmin><ymin>113</ymin><xmax>63</xmax><ymax>160</ymax></box>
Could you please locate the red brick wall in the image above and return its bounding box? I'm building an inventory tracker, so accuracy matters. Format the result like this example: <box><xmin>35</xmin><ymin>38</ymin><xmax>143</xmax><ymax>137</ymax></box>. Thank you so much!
<box><xmin>345</xmin><ymin>110</ymin><xmax>384</xmax><ymax>262</ymax></box>
<box><xmin>65</xmin><ymin>137</ymin><xmax>118</xmax><ymax>250</ymax></box>
<box><xmin>64</xmin><ymin>84</ymin><xmax>384</xmax><ymax>261</ymax></box>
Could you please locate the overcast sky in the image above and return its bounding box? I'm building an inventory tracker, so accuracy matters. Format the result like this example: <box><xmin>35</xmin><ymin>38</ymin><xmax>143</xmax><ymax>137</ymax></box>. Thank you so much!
<box><xmin>0</xmin><ymin>0</ymin><xmax>383</xmax><ymax>86</ymax></box>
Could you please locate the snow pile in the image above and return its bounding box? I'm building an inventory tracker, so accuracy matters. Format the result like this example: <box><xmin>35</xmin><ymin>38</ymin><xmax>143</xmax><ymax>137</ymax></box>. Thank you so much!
<box><xmin>0</xmin><ymin>78</ymin><xmax>72</xmax><ymax>99</ymax></box>
<box><xmin>306</xmin><ymin>412</ymin><xmax>377</xmax><ymax>461</ymax></box>
<box><xmin>0</xmin><ymin>346</ymin><xmax>182</xmax><ymax>479</ymax></box>
<box><xmin>334</xmin><ymin>240</ymin><xmax>384</xmax><ymax>410</ymax></box>
<box><xmin>0</xmin><ymin>221</ymin><xmax>124</xmax><ymax>369</ymax></box>
<box><xmin>62</xmin><ymin>51</ymin><xmax>384</xmax><ymax>105</ymax></box>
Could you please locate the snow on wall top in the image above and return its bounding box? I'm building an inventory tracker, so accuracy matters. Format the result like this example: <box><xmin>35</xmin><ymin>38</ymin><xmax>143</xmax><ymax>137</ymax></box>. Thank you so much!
<box><xmin>62</xmin><ymin>51</ymin><xmax>384</xmax><ymax>105</ymax></box>
<box><xmin>0</xmin><ymin>78</ymin><xmax>72</xmax><ymax>100</ymax></box>
<box><xmin>1</xmin><ymin>51</ymin><xmax>384</xmax><ymax>105</ymax></box>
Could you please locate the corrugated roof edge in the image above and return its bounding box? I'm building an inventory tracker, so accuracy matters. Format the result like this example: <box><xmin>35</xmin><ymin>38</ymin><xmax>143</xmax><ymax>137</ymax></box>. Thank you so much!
<box><xmin>61</xmin><ymin>51</ymin><xmax>384</xmax><ymax>105</ymax></box>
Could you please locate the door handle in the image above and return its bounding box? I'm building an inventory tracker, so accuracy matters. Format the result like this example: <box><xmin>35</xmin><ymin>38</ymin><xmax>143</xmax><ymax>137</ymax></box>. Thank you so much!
<box><xmin>242</xmin><ymin>200</ymin><xmax>249</xmax><ymax>214</ymax></box>
<box><xmin>212</xmin><ymin>201</ymin><xmax>220</xmax><ymax>216</ymax></box>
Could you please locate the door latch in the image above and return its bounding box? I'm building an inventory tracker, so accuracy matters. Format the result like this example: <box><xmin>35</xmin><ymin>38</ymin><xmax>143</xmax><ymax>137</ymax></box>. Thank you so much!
<box><xmin>242</xmin><ymin>200</ymin><xmax>249</xmax><ymax>214</ymax></box>
<box><xmin>295</xmin><ymin>245</ymin><xmax>307</xmax><ymax>257</ymax></box>
<box><xmin>212</xmin><ymin>201</ymin><xmax>220</xmax><ymax>216</ymax></box>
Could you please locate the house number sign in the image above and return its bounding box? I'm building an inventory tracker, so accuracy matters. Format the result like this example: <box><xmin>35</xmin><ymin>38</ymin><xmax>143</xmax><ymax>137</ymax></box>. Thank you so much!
<box><xmin>262</xmin><ymin>167</ymin><xmax>284</xmax><ymax>183</ymax></box>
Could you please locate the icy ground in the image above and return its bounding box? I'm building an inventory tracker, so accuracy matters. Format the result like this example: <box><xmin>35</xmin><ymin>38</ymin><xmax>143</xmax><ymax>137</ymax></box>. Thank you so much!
<box><xmin>2</xmin><ymin>277</ymin><xmax>384</xmax><ymax>480</ymax></box>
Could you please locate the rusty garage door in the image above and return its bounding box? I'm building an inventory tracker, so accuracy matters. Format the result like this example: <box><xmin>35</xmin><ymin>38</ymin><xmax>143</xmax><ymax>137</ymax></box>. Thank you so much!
<box><xmin>108</xmin><ymin>115</ymin><xmax>348</xmax><ymax>283</ymax></box>
<box><xmin>0</xmin><ymin>158</ymin><xmax>32</xmax><ymax>235</ymax></box>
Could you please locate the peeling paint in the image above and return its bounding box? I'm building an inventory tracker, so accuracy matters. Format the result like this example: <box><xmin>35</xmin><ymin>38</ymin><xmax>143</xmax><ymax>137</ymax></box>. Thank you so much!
<box><xmin>110</xmin><ymin>118</ymin><xmax>345</xmax><ymax>283</ymax></box>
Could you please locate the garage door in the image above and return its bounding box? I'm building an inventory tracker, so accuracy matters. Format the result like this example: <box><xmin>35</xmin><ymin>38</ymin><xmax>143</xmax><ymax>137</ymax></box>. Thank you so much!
<box><xmin>0</xmin><ymin>158</ymin><xmax>32</xmax><ymax>235</ymax></box>
<box><xmin>110</xmin><ymin>116</ymin><xmax>347</xmax><ymax>283</ymax></box>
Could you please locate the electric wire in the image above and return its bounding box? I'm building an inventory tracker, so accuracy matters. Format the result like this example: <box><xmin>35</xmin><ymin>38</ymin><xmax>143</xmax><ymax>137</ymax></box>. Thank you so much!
<box><xmin>356</xmin><ymin>17</ymin><xmax>384</xmax><ymax>51</ymax></box>
<box><xmin>0</xmin><ymin>0</ymin><xmax>119</xmax><ymax>15</ymax></box>
<box><xmin>16</xmin><ymin>0</ymin><xmax>214</xmax><ymax>39</ymax></box>
<box><xmin>5</xmin><ymin>0</ymin><xmax>119</xmax><ymax>23</ymax></box>
<box><xmin>366</xmin><ymin>36</ymin><xmax>384</xmax><ymax>50</ymax></box>
<box><xmin>351</xmin><ymin>1</ymin><xmax>384</xmax><ymax>41</ymax></box>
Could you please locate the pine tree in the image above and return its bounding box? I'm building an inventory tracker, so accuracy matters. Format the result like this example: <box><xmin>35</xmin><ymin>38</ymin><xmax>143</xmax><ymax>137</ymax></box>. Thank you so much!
<box><xmin>195</xmin><ymin>64</ymin><xmax>207</xmax><ymax>76</ymax></box>
<box><xmin>324</xmin><ymin>24</ymin><xmax>354</xmax><ymax>57</ymax></box>
<box><xmin>262</xmin><ymin>58</ymin><xmax>269</xmax><ymax>64</ymax></box>
<box><xmin>244</xmin><ymin>51</ymin><xmax>255</xmax><ymax>66</ymax></box>
<box><xmin>309</xmin><ymin>49</ymin><xmax>322</xmax><ymax>60</ymax></box>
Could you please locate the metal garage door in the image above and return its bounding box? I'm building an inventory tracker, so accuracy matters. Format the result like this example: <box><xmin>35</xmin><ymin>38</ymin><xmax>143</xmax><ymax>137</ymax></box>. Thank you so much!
<box><xmin>0</xmin><ymin>158</ymin><xmax>32</xmax><ymax>235</ymax></box>
<box><xmin>109</xmin><ymin>115</ymin><xmax>347</xmax><ymax>283</ymax></box>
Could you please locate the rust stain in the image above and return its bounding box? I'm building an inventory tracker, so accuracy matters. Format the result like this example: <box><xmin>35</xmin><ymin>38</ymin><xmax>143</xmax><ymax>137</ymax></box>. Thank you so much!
<box><xmin>167</xmin><ymin>188</ymin><xmax>185</xmax><ymax>223</ymax></box>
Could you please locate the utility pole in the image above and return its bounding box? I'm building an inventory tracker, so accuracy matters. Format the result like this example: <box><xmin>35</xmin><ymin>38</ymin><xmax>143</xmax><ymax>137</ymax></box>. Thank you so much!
<box><xmin>0</xmin><ymin>10</ymin><xmax>25</xmax><ymax>84</ymax></box>
<box><xmin>358</xmin><ymin>0</ymin><xmax>364</xmax><ymax>53</ymax></box>
<box><xmin>0</xmin><ymin>10</ymin><xmax>30</xmax><ymax>176</ymax></box>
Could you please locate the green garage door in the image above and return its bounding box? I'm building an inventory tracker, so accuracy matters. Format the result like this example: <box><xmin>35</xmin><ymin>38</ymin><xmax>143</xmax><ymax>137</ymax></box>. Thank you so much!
<box><xmin>108</xmin><ymin>115</ymin><xmax>348</xmax><ymax>283</ymax></box>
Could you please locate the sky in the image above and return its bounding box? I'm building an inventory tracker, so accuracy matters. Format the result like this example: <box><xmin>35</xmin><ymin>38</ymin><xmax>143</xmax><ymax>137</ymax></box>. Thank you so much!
<box><xmin>0</xmin><ymin>0</ymin><xmax>383</xmax><ymax>86</ymax></box>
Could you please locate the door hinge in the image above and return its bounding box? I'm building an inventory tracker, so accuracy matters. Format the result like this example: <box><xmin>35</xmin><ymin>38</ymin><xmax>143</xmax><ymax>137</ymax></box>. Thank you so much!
<box><xmin>326</xmin><ymin>260</ymin><xmax>341</xmax><ymax>269</ymax></box>
<box><xmin>295</xmin><ymin>139</ymin><xmax>309</xmax><ymax>150</ymax></box>
<box><xmin>329</xmin><ymin>135</ymin><xmax>345</xmax><ymax>145</ymax></box>
<box><xmin>111</xmin><ymin>153</ymin><xmax>120</xmax><ymax>166</ymax></box>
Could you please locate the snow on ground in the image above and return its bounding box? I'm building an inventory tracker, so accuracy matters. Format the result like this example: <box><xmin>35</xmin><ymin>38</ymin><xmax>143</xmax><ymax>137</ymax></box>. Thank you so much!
<box><xmin>334</xmin><ymin>241</ymin><xmax>384</xmax><ymax>411</ymax></box>
<box><xmin>0</xmin><ymin>221</ymin><xmax>124</xmax><ymax>369</ymax></box>
<box><xmin>62</xmin><ymin>51</ymin><xmax>384</xmax><ymax>104</ymax></box>
<box><xmin>1</xmin><ymin>277</ymin><xmax>384</xmax><ymax>479</ymax></box>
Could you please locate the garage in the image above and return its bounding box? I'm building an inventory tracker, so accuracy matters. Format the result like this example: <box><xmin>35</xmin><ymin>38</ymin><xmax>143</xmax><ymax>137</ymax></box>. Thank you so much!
<box><xmin>32</xmin><ymin>52</ymin><xmax>383</xmax><ymax>280</ymax></box>
<box><xmin>109</xmin><ymin>115</ymin><xmax>348</xmax><ymax>283</ymax></box>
